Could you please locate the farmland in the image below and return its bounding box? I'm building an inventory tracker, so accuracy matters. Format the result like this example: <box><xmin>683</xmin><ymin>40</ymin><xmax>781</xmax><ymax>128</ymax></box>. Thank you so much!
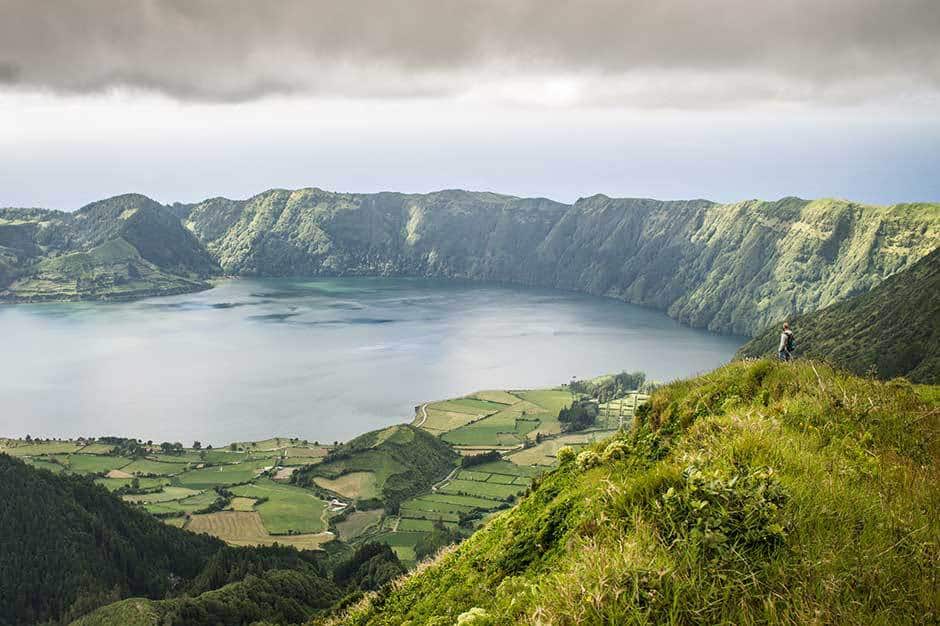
<box><xmin>0</xmin><ymin>436</ymin><xmax>334</xmax><ymax>550</ymax></box>
<box><xmin>0</xmin><ymin>376</ymin><xmax>648</xmax><ymax>570</ymax></box>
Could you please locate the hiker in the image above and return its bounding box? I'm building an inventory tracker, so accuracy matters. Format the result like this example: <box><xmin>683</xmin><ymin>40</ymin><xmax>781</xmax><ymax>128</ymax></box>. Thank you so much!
<box><xmin>778</xmin><ymin>323</ymin><xmax>795</xmax><ymax>361</ymax></box>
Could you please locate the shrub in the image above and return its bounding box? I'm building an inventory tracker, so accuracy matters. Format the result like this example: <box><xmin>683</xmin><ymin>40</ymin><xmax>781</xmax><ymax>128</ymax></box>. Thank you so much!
<box><xmin>576</xmin><ymin>450</ymin><xmax>601</xmax><ymax>471</ymax></box>
<box><xmin>555</xmin><ymin>446</ymin><xmax>576</xmax><ymax>464</ymax></box>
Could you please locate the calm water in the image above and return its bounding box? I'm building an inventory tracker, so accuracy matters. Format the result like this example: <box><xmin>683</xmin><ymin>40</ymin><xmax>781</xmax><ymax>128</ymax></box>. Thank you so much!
<box><xmin>0</xmin><ymin>278</ymin><xmax>743</xmax><ymax>445</ymax></box>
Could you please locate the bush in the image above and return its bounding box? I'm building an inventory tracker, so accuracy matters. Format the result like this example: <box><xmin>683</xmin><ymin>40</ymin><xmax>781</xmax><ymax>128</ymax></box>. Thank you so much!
<box><xmin>576</xmin><ymin>450</ymin><xmax>601</xmax><ymax>471</ymax></box>
<box><xmin>555</xmin><ymin>446</ymin><xmax>576</xmax><ymax>464</ymax></box>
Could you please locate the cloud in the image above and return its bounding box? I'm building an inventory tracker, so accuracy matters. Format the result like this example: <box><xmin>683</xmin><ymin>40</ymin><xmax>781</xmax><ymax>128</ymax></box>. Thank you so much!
<box><xmin>0</xmin><ymin>0</ymin><xmax>938</xmax><ymax>105</ymax></box>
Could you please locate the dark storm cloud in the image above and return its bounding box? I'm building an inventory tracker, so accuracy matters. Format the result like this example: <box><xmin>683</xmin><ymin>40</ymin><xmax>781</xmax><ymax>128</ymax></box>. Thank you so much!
<box><xmin>0</xmin><ymin>0</ymin><xmax>938</xmax><ymax>103</ymax></box>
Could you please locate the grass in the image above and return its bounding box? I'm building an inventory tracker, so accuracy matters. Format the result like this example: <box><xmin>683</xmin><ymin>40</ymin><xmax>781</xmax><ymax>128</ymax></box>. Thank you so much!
<box><xmin>229</xmin><ymin>479</ymin><xmax>327</xmax><ymax>534</ymax></box>
<box><xmin>229</xmin><ymin>496</ymin><xmax>257</xmax><ymax>512</ymax></box>
<box><xmin>313</xmin><ymin>471</ymin><xmax>379</xmax><ymax>500</ymax></box>
<box><xmin>120</xmin><ymin>458</ymin><xmax>187</xmax><ymax>476</ymax></box>
<box><xmin>469</xmin><ymin>390</ymin><xmax>521</xmax><ymax>405</ymax></box>
<box><xmin>507</xmin><ymin>432</ymin><xmax>609</xmax><ymax>466</ymax></box>
<box><xmin>185</xmin><ymin>511</ymin><xmax>331</xmax><ymax>550</ymax></box>
<box><xmin>66</xmin><ymin>454</ymin><xmax>132</xmax><ymax>474</ymax></box>
<box><xmin>335</xmin><ymin>509</ymin><xmax>384</xmax><ymax>541</ymax></box>
<box><xmin>0</xmin><ymin>441</ymin><xmax>81</xmax><ymax>456</ymax></box>
<box><xmin>175</xmin><ymin>458</ymin><xmax>273</xmax><ymax>488</ymax></box>
<box><xmin>121</xmin><ymin>486</ymin><xmax>201</xmax><ymax>503</ymax></box>
<box><xmin>95</xmin><ymin>477</ymin><xmax>168</xmax><ymax>492</ymax></box>
<box><xmin>338</xmin><ymin>360</ymin><xmax>940</xmax><ymax>625</ymax></box>
<box><xmin>438</xmin><ymin>479</ymin><xmax>524</xmax><ymax>501</ymax></box>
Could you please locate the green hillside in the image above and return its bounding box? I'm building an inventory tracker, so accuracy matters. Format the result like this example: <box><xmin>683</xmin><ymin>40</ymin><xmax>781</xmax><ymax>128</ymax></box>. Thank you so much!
<box><xmin>5</xmin><ymin>190</ymin><xmax>938</xmax><ymax>336</ymax></box>
<box><xmin>738</xmin><ymin>247</ymin><xmax>940</xmax><ymax>383</ymax></box>
<box><xmin>0</xmin><ymin>451</ymin><xmax>415</xmax><ymax>625</ymax></box>
<box><xmin>331</xmin><ymin>360</ymin><xmax>939</xmax><ymax>625</ymax></box>
<box><xmin>293</xmin><ymin>425</ymin><xmax>458</xmax><ymax>512</ymax></box>
<box><xmin>0</xmin><ymin>194</ymin><xmax>218</xmax><ymax>302</ymax></box>
<box><xmin>0</xmin><ymin>452</ymin><xmax>221</xmax><ymax>624</ymax></box>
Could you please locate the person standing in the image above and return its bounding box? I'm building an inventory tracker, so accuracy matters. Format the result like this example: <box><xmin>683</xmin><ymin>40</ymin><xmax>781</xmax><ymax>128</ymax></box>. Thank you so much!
<box><xmin>778</xmin><ymin>323</ymin><xmax>795</xmax><ymax>361</ymax></box>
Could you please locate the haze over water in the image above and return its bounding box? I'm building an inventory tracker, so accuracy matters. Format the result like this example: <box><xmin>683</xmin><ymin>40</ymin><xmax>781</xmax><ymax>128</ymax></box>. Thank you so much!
<box><xmin>0</xmin><ymin>278</ymin><xmax>743</xmax><ymax>445</ymax></box>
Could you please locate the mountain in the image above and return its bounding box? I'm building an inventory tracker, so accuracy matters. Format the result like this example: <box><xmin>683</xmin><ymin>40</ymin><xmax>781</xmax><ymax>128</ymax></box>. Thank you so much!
<box><xmin>0</xmin><ymin>194</ymin><xmax>218</xmax><ymax>302</ymax></box>
<box><xmin>4</xmin><ymin>189</ymin><xmax>938</xmax><ymax>336</ymax></box>
<box><xmin>293</xmin><ymin>424</ymin><xmax>458</xmax><ymax>513</ymax></box>
<box><xmin>331</xmin><ymin>359</ymin><xmax>939</xmax><ymax>625</ymax></box>
<box><xmin>738</xmin><ymin>247</ymin><xmax>940</xmax><ymax>383</ymax></box>
<box><xmin>173</xmin><ymin>190</ymin><xmax>940</xmax><ymax>335</ymax></box>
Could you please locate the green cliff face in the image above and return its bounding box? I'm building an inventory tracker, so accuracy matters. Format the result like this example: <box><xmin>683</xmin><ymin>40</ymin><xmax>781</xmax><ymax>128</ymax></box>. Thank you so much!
<box><xmin>738</xmin><ymin>247</ymin><xmax>940</xmax><ymax>383</ymax></box>
<box><xmin>183</xmin><ymin>189</ymin><xmax>939</xmax><ymax>335</ymax></box>
<box><xmin>0</xmin><ymin>194</ymin><xmax>219</xmax><ymax>302</ymax></box>
<box><xmin>4</xmin><ymin>188</ymin><xmax>937</xmax><ymax>338</ymax></box>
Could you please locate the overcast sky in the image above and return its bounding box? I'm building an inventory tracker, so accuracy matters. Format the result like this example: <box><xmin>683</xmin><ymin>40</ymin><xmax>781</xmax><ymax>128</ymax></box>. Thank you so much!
<box><xmin>2</xmin><ymin>0</ymin><xmax>939</xmax><ymax>209</ymax></box>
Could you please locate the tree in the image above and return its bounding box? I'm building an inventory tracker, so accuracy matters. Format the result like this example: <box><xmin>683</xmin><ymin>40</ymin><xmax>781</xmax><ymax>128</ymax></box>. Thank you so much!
<box><xmin>192</xmin><ymin>441</ymin><xmax>202</xmax><ymax>450</ymax></box>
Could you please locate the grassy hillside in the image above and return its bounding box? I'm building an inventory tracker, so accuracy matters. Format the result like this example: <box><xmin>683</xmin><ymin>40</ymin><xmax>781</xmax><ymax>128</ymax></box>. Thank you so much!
<box><xmin>739</xmin><ymin>247</ymin><xmax>940</xmax><ymax>383</ymax></box>
<box><xmin>293</xmin><ymin>425</ymin><xmax>458</xmax><ymax>512</ymax></box>
<box><xmin>331</xmin><ymin>360</ymin><xmax>938</xmax><ymax>625</ymax></box>
<box><xmin>0</xmin><ymin>194</ymin><xmax>218</xmax><ymax>302</ymax></box>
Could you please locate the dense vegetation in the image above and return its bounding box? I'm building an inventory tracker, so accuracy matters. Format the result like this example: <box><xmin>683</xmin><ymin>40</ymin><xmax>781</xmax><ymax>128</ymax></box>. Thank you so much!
<box><xmin>293</xmin><ymin>425</ymin><xmax>458</xmax><ymax>513</ymax></box>
<box><xmin>5</xmin><ymin>190</ymin><xmax>938</xmax><ymax>335</ymax></box>
<box><xmin>332</xmin><ymin>360</ymin><xmax>938</xmax><ymax>624</ymax></box>
<box><xmin>739</xmin><ymin>247</ymin><xmax>940</xmax><ymax>383</ymax></box>
<box><xmin>0</xmin><ymin>453</ymin><xmax>222</xmax><ymax>624</ymax></box>
<box><xmin>0</xmin><ymin>454</ymin><xmax>404</xmax><ymax>626</ymax></box>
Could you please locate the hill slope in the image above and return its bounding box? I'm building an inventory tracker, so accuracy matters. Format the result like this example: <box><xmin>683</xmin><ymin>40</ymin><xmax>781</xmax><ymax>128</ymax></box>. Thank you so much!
<box><xmin>0</xmin><ymin>194</ymin><xmax>218</xmax><ymax>302</ymax></box>
<box><xmin>738</xmin><ymin>247</ymin><xmax>940</xmax><ymax>383</ymax></box>
<box><xmin>293</xmin><ymin>425</ymin><xmax>458</xmax><ymax>512</ymax></box>
<box><xmin>0</xmin><ymin>453</ymin><xmax>225</xmax><ymax>624</ymax></box>
<box><xmin>331</xmin><ymin>360</ymin><xmax>939</xmax><ymax>624</ymax></box>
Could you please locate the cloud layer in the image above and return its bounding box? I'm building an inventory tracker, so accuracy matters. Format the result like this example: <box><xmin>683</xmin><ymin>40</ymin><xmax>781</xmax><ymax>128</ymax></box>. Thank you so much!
<box><xmin>1</xmin><ymin>0</ymin><xmax>938</xmax><ymax>105</ymax></box>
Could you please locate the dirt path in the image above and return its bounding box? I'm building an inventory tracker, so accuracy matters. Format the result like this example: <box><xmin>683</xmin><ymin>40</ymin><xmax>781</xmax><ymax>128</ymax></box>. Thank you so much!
<box><xmin>431</xmin><ymin>466</ymin><xmax>459</xmax><ymax>492</ymax></box>
<box><xmin>414</xmin><ymin>403</ymin><xmax>429</xmax><ymax>428</ymax></box>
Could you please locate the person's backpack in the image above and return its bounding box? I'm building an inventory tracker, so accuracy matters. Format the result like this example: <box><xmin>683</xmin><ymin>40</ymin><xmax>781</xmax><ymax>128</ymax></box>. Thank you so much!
<box><xmin>785</xmin><ymin>332</ymin><xmax>795</xmax><ymax>353</ymax></box>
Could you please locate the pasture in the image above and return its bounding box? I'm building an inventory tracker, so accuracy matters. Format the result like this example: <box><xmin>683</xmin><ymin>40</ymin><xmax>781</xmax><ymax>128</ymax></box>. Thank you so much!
<box><xmin>313</xmin><ymin>471</ymin><xmax>379</xmax><ymax>500</ymax></box>
<box><xmin>229</xmin><ymin>479</ymin><xmax>327</xmax><ymax>534</ymax></box>
<box><xmin>185</xmin><ymin>511</ymin><xmax>332</xmax><ymax>550</ymax></box>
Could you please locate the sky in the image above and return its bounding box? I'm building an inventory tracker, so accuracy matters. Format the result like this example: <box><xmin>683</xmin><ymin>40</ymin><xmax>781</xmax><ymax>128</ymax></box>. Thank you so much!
<box><xmin>1</xmin><ymin>0</ymin><xmax>939</xmax><ymax>210</ymax></box>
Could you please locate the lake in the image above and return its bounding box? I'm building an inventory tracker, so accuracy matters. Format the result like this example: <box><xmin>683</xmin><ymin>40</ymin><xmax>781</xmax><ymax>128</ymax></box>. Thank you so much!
<box><xmin>0</xmin><ymin>278</ymin><xmax>743</xmax><ymax>445</ymax></box>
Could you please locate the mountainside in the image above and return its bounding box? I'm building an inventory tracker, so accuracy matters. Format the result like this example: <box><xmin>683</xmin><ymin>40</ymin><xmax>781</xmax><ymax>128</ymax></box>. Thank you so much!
<box><xmin>0</xmin><ymin>453</ymin><xmax>224</xmax><ymax>624</ymax></box>
<box><xmin>329</xmin><ymin>360</ymin><xmax>939</xmax><ymax>625</ymax></box>
<box><xmin>180</xmin><ymin>190</ymin><xmax>940</xmax><ymax>335</ymax></box>
<box><xmin>4</xmin><ymin>189</ymin><xmax>937</xmax><ymax>336</ymax></box>
<box><xmin>739</xmin><ymin>247</ymin><xmax>940</xmax><ymax>383</ymax></box>
<box><xmin>0</xmin><ymin>194</ymin><xmax>218</xmax><ymax>302</ymax></box>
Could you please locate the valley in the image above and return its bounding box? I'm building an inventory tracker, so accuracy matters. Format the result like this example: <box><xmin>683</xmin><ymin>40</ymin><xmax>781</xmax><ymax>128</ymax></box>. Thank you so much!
<box><xmin>0</xmin><ymin>377</ymin><xmax>649</xmax><ymax>571</ymax></box>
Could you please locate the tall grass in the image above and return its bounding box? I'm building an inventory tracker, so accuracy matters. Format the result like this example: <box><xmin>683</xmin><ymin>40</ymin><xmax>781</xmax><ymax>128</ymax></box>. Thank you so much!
<box><xmin>329</xmin><ymin>360</ymin><xmax>939</xmax><ymax>625</ymax></box>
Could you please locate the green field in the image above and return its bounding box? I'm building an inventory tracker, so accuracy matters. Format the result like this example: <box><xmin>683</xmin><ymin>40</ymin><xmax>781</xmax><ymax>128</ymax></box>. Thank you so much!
<box><xmin>122</xmin><ymin>487</ymin><xmax>201</xmax><ymax>503</ymax></box>
<box><xmin>438</xmin><ymin>479</ymin><xmax>523</xmax><ymax>500</ymax></box>
<box><xmin>66</xmin><ymin>454</ymin><xmax>132</xmax><ymax>474</ymax></box>
<box><xmin>22</xmin><ymin>458</ymin><xmax>66</xmax><ymax>473</ymax></box>
<box><xmin>121</xmin><ymin>458</ymin><xmax>188</xmax><ymax>476</ymax></box>
<box><xmin>143</xmin><ymin>490</ymin><xmax>219</xmax><ymax>515</ymax></box>
<box><xmin>95</xmin><ymin>477</ymin><xmax>169</xmax><ymax>491</ymax></box>
<box><xmin>229</xmin><ymin>479</ymin><xmax>327</xmax><ymax>534</ymax></box>
<box><xmin>175</xmin><ymin>458</ymin><xmax>274</xmax><ymax>488</ymax></box>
